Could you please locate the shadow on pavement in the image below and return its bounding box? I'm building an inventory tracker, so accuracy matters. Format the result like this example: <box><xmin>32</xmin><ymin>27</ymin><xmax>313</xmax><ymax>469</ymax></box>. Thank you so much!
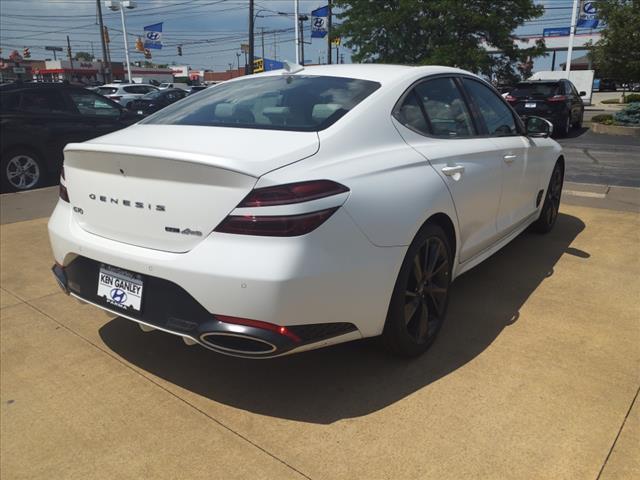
<box><xmin>99</xmin><ymin>213</ymin><xmax>587</xmax><ymax>424</ymax></box>
<box><xmin>562</xmin><ymin>126</ymin><xmax>589</xmax><ymax>139</ymax></box>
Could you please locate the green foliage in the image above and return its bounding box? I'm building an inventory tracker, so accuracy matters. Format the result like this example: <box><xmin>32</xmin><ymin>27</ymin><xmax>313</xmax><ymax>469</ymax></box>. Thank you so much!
<box><xmin>601</xmin><ymin>98</ymin><xmax>623</xmax><ymax>104</ymax></box>
<box><xmin>74</xmin><ymin>51</ymin><xmax>94</xmax><ymax>61</ymax></box>
<box><xmin>624</xmin><ymin>93</ymin><xmax>640</xmax><ymax>103</ymax></box>
<box><xmin>614</xmin><ymin>102</ymin><xmax>640</xmax><ymax>126</ymax></box>
<box><xmin>589</xmin><ymin>0</ymin><xmax>640</xmax><ymax>83</ymax></box>
<box><xmin>591</xmin><ymin>113</ymin><xmax>614</xmax><ymax>125</ymax></box>
<box><xmin>333</xmin><ymin>0</ymin><xmax>546</xmax><ymax>81</ymax></box>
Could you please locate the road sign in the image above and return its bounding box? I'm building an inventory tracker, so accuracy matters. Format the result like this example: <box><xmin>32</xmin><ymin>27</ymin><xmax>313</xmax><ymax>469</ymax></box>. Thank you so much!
<box><xmin>331</xmin><ymin>37</ymin><xmax>341</xmax><ymax>47</ymax></box>
<box><xmin>240</xmin><ymin>43</ymin><xmax>249</xmax><ymax>53</ymax></box>
<box><xmin>45</xmin><ymin>46</ymin><xmax>63</xmax><ymax>52</ymax></box>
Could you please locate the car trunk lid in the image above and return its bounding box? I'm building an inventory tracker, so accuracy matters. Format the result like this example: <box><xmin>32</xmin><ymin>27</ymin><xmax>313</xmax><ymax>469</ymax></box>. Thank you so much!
<box><xmin>63</xmin><ymin>125</ymin><xmax>319</xmax><ymax>252</ymax></box>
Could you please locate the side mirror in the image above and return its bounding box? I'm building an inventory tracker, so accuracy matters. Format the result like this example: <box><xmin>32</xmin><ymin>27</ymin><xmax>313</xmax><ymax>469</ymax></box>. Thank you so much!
<box><xmin>525</xmin><ymin>116</ymin><xmax>553</xmax><ymax>138</ymax></box>
<box><xmin>579</xmin><ymin>91</ymin><xmax>586</xmax><ymax>96</ymax></box>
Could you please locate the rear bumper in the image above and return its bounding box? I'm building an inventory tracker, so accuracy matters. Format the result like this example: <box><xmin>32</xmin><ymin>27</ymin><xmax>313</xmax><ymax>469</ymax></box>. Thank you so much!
<box><xmin>48</xmin><ymin>200</ymin><xmax>405</xmax><ymax>357</ymax></box>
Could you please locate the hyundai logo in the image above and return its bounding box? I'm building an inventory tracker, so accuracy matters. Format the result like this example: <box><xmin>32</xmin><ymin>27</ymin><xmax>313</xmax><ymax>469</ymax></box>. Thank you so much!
<box><xmin>146</xmin><ymin>32</ymin><xmax>161</xmax><ymax>41</ymax></box>
<box><xmin>110</xmin><ymin>288</ymin><xmax>127</xmax><ymax>304</ymax></box>
<box><xmin>584</xmin><ymin>2</ymin><xmax>597</xmax><ymax>14</ymax></box>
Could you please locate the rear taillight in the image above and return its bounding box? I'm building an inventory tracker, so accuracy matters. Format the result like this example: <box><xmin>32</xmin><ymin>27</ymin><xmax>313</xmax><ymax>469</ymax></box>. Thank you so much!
<box><xmin>215</xmin><ymin>180</ymin><xmax>349</xmax><ymax>237</ymax></box>
<box><xmin>215</xmin><ymin>208</ymin><xmax>339</xmax><ymax>237</ymax></box>
<box><xmin>215</xmin><ymin>315</ymin><xmax>301</xmax><ymax>342</ymax></box>
<box><xmin>505</xmin><ymin>95</ymin><xmax>517</xmax><ymax>103</ymax></box>
<box><xmin>59</xmin><ymin>167</ymin><xmax>69</xmax><ymax>202</ymax></box>
<box><xmin>548</xmin><ymin>95</ymin><xmax>567</xmax><ymax>102</ymax></box>
<box><xmin>239</xmin><ymin>180</ymin><xmax>349</xmax><ymax>207</ymax></box>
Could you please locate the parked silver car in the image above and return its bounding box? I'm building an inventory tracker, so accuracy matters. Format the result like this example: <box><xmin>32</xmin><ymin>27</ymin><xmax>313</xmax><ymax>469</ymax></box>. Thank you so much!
<box><xmin>96</xmin><ymin>83</ymin><xmax>159</xmax><ymax>108</ymax></box>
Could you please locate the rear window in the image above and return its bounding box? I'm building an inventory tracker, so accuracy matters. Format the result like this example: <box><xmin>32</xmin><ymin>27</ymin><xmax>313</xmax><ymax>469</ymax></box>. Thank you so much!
<box><xmin>142</xmin><ymin>75</ymin><xmax>381</xmax><ymax>131</ymax></box>
<box><xmin>98</xmin><ymin>87</ymin><xmax>118</xmax><ymax>95</ymax></box>
<box><xmin>511</xmin><ymin>82</ymin><xmax>561</xmax><ymax>98</ymax></box>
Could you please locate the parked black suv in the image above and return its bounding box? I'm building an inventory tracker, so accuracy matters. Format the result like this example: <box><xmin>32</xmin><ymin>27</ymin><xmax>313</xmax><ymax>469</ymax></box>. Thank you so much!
<box><xmin>505</xmin><ymin>79</ymin><xmax>585</xmax><ymax>137</ymax></box>
<box><xmin>0</xmin><ymin>82</ymin><xmax>141</xmax><ymax>192</ymax></box>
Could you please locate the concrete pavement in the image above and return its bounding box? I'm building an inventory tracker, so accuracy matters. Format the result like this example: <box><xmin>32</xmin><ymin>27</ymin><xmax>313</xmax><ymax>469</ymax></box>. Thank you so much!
<box><xmin>1</xmin><ymin>193</ymin><xmax>639</xmax><ymax>479</ymax></box>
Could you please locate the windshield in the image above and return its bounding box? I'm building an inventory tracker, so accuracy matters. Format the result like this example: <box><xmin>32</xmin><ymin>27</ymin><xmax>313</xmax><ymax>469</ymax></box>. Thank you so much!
<box><xmin>142</xmin><ymin>75</ymin><xmax>381</xmax><ymax>131</ymax></box>
<box><xmin>142</xmin><ymin>90</ymin><xmax>165</xmax><ymax>100</ymax></box>
<box><xmin>511</xmin><ymin>82</ymin><xmax>561</xmax><ymax>98</ymax></box>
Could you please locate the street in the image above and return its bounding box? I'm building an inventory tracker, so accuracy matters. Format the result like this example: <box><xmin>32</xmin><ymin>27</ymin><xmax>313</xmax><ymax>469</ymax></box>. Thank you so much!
<box><xmin>558</xmin><ymin>129</ymin><xmax>640</xmax><ymax>188</ymax></box>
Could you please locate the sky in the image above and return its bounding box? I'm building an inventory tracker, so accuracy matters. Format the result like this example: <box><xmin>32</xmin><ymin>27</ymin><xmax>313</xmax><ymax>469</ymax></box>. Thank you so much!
<box><xmin>0</xmin><ymin>0</ymin><xmax>603</xmax><ymax>74</ymax></box>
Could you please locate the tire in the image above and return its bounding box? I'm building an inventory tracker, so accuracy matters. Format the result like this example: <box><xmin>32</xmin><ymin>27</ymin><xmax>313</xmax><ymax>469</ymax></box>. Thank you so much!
<box><xmin>557</xmin><ymin>115</ymin><xmax>571</xmax><ymax>137</ymax></box>
<box><xmin>532</xmin><ymin>161</ymin><xmax>564</xmax><ymax>234</ymax></box>
<box><xmin>1</xmin><ymin>148</ymin><xmax>46</xmax><ymax>192</ymax></box>
<box><xmin>382</xmin><ymin>223</ymin><xmax>453</xmax><ymax>357</ymax></box>
<box><xmin>573</xmin><ymin>112</ymin><xmax>583</xmax><ymax>129</ymax></box>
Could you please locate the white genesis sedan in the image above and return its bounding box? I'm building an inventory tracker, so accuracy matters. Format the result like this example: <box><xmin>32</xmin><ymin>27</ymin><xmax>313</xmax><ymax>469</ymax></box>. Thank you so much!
<box><xmin>49</xmin><ymin>64</ymin><xmax>564</xmax><ymax>358</ymax></box>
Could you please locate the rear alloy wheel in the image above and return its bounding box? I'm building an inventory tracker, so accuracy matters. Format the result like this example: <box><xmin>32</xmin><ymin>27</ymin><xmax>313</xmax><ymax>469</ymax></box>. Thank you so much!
<box><xmin>383</xmin><ymin>223</ymin><xmax>452</xmax><ymax>357</ymax></box>
<box><xmin>532</xmin><ymin>162</ymin><xmax>563</xmax><ymax>233</ymax></box>
<box><xmin>2</xmin><ymin>149</ymin><xmax>45</xmax><ymax>192</ymax></box>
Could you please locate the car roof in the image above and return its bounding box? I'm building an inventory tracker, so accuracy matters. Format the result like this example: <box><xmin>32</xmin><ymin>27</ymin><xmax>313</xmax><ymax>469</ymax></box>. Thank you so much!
<box><xmin>254</xmin><ymin>64</ymin><xmax>474</xmax><ymax>85</ymax></box>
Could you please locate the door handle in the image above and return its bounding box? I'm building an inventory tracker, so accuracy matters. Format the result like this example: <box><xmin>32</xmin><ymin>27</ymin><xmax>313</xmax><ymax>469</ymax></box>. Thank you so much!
<box><xmin>503</xmin><ymin>154</ymin><xmax>517</xmax><ymax>164</ymax></box>
<box><xmin>441</xmin><ymin>165</ymin><xmax>465</xmax><ymax>176</ymax></box>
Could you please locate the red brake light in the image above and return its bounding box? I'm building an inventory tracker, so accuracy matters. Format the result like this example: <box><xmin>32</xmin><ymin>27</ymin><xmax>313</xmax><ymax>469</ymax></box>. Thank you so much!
<box><xmin>215</xmin><ymin>208</ymin><xmax>339</xmax><ymax>237</ymax></box>
<box><xmin>215</xmin><ymin>315</ymin><xmax>301</xmax><ymax>342</ymax></box>
<box><xmin>505</xmin><ymin>95</ymin><xmax>517</xmax><ymax>102</ymax></box>
<box><xmin>239</xmin><ymin>180</ymin><xmax>349</xmax><ymax>207</ymax></box>
<box><xmin>548</xmin><ymin>95</ymin><xmax>567</xmax><ymax>102</ymax></box>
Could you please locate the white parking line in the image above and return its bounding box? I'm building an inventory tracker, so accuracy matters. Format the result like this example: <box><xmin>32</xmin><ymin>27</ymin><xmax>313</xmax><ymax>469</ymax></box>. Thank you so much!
<box><xmin>563</xmin><ymin>190</ymin><xmax>607</xmax><ymax>199</ymax></box>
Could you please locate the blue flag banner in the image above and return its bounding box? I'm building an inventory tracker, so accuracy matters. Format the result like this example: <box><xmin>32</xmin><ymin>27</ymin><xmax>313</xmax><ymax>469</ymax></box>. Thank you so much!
<box><xmin>143</xmin><ymin>23</ymin><xmax>163</xmax><ymax>50</ymax></box>
<box><xmin>577</xmin><ymin>1</ymin><xmax>599</xmax><ymax>28</ymax></box>
<box><xmin>311</xmin><ymin>6</ymin><xmax>329</xmax><ymax>38</ymax></box>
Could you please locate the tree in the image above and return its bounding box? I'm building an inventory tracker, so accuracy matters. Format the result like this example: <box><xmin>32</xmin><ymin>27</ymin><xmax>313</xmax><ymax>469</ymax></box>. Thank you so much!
<box><xmin>74</xmin><ymin>51</ymin><xmax>94</xmax><ymax>61</ymax></box>
<box><xmin>333</xmin><ymin>0</ymin><xmax>546</xmax><ymax>81</ymax></box>
<box><xmin>589</xmin><ymin>0</ymin><xmax>640</xmax><ymax>86</ymax></box>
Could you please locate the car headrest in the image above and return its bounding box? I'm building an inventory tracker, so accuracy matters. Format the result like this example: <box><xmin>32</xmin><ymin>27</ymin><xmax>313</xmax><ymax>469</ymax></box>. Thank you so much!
<box><xmin>312</xmin><ymin>103</ymin><xmax>341</xmax><ymax>122</ymax></box>
<box><xmin>214</xmin><ymin>103</ymin><xmax>235</xmax><ymax>118</ymax></box>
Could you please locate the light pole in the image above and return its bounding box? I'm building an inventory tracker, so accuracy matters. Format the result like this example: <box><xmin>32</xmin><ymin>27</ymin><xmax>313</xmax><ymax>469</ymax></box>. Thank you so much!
<box><xmin>106</xmin><ymin>0</ymin><xmax>136</xmax><ymax>84</ymax></box>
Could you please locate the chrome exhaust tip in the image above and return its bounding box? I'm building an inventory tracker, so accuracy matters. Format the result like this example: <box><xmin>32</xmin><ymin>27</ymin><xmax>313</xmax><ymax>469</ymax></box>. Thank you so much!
<box><xmin>200</xmin><ymin>332</ymin><xmax>277</xmax><ymax>355</ymax></box>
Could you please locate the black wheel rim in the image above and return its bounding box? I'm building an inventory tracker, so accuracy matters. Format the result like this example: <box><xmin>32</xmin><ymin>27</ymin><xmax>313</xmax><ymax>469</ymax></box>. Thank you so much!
<box><xmin>403</xmin><ymin>237</ymin><xmax>450</xmax><ymax>344</ymax></box>
<box><xmin>545</xmin><ymin>167</ymin><xmax>562</xmax><ymax>226</ymax></box>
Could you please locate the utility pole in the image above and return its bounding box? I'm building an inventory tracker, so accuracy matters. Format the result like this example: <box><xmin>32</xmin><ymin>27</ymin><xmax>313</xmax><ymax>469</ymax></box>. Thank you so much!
<box><xmin>566</xmin><ymin>0</ymin><xmax>579</xmax><ymax>76</ymax></box>
<box><xmin>96</xmin><ymin>0</ymin><xmax>110</xmax><ymax>82</ymax></box>
<box><xmin>299</xmin><ymin>15</ymin><xmax>308</xmax><ymax>66</ymax></box>
<box><xmin>327</xmin><ymin>0</ymin><xmax>332</xmax><ymax>64</ymax></box>
<box><xmin>248</xmin><ymin>0</ymin><xmax>254</xmax><ymax>74</ymax></box>
<box><xmin>294</xmin><ymin>0</ymin><xmax>299</xmax><ymax>63</ymax></box>
<box><xmin>66</xmin><ymin>35</ymin><xmax>74</xmax><ymax>82</ymax></box>
<box><xmin>261</xmin><ymin>27</ymin><xmax>265</xmax><ymax>60</ymax></box>
<box><xmin>273</xmin><ymin>30</ymin><xmax>277</xmax><ymax>60</ymax></box>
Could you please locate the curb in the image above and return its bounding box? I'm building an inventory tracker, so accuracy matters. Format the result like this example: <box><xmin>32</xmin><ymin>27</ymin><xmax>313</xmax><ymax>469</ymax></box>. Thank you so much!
<box><xmin>591</xmin><ymin>123</ymin><xmax>640</xmax><ymax>137</ymax></box>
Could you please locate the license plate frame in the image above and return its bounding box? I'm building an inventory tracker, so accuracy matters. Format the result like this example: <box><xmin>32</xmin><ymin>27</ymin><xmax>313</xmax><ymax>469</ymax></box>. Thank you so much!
<box><xmin>97</xmin><ymin>264</ymin><xmax>144</xmax><ymax>312</ymax></box>
<box><xmin>525</xmin><ymin>102</ymin><xmax>537</xmax><ymax>108</ymax></box>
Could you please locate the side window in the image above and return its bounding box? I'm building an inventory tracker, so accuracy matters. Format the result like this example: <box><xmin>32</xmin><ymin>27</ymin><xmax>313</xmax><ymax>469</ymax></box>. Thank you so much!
<box><xmin>68</xmin><ymin>90</ymin><xmax>120</xmax><ymax>117</ymax></box>
<box><xmin>395</xmin><ymin>91</ymin><xmax>429</xmax><ymax>134</ymax></box>
<box><xmin>462</xmin><ymin>78</ymin><xmax>518</xmax><ymax>136</ymax></box>
<box><xmin>414</xmin><ymin>78</ymin><xmax>475</xmax><ymax>138</ymax></box>
<box><xmin>20</xmin><ymin>89</ymin><xmax>68</xmax><ymax>114</ymax></box>
<box><xmin>123</xmin><ymin>86</ymin><xmax>137</xmax><ymax>94</ymax></box>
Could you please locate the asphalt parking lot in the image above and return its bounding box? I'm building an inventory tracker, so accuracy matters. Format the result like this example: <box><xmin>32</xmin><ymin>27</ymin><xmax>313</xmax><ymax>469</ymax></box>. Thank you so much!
<box><xmin>1</xmin><ymin>181</ymin><xmax>639</xmax><ymax>479</ymax></box>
